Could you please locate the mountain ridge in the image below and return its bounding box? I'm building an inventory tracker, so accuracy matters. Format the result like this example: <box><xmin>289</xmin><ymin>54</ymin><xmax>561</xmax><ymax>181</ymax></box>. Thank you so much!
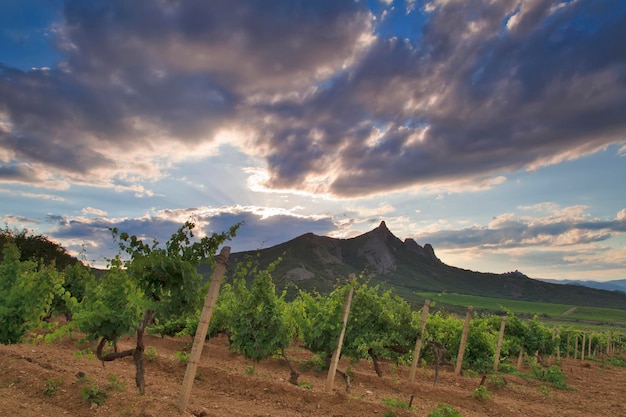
<box><xmin>226</xmin><ymin>221</ymin><xmax>626</xmax><ymax>310</ymax></box>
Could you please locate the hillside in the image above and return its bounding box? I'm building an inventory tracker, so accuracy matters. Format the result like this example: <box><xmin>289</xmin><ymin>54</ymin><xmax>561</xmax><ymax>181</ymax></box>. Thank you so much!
<box><xmin>537</xmin><ymin>278</ymin><xmax>626</xmax><ymax>294</ymax></box>
<box><xmin>225</xmin><ymin>221</ymin><xmax>626</xmax><ymax>309</ymax></box>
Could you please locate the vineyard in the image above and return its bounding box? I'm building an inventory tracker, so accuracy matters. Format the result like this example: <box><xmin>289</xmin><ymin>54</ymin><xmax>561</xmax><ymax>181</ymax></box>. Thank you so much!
<box><xmin>1</xmin><ymin>223</ymin><xmax>626</xmax><ymax>416</ymax></box>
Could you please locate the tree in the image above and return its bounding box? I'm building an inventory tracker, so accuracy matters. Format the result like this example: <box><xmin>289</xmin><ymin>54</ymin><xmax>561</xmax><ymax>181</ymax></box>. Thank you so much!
<box><xmin>72</xmin><ymin>221</ymin><xmax>239</xmax><ymax>394</ymax></box>
<box><xmin>0</xmin><ymin>242</ymin><xmax>66</xmax><ymax>344</ymax></box>
<box><xmin>0</xmin><ymin>226</ymin><xmax>77</xmax><ymax>270</ymax></box>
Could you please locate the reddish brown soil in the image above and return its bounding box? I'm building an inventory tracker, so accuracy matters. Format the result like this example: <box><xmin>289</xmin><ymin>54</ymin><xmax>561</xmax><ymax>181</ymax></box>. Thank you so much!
<box><xmin>1</xmin><ymin>332</ymin><xmax>625</xmax><ymax>417</ymax></box>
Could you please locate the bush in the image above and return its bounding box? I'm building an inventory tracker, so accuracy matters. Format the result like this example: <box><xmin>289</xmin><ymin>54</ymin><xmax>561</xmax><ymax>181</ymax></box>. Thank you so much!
<box><xmin>532</xmin><ymin>364</ymin><xmax>571</xmax><ymax>390</ymax></box>
<box><xmin>80</xmin><ymin>385</ymin><xmax>107</xmax><ymax>405</ymax></box>
<box><xmin>428</xmin><ymin>403</ymin><xmax>463</xmax><ymax>417</ymax></box>
<box><xmin>43</xmin><ymin>378</ymin><xmax>62</xmax><ymax>396</ymax></box>
<box><xmin>472</xmin><ymin>385</ymin><xmax>491</xmax><ymax>400</ymax></box>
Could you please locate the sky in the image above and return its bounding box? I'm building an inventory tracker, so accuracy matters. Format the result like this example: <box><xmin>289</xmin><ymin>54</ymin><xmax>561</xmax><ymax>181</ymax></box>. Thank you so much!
<box><xmin>1</xmin><ymin>0</ymin><xmax>625</xmax><ymax>282</ymax></box>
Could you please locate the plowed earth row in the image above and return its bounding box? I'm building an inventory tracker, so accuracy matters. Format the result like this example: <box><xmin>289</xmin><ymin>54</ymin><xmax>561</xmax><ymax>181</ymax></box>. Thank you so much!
<box><xmin>1</xmin><ymin>333</ymin><xmax>625</xmax><ymax>417</ymax></box>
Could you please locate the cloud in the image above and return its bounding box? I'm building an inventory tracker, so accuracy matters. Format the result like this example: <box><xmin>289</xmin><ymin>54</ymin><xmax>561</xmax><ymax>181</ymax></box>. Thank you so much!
<box><xmin>81</xmin><ymin>207</ymin><xmax>107</xmax><ymax>216</ymax></box>
<box><xmin>43</xmin><ymin>204</ymin><xmax>337</xmax><ymax>265</ymax></box>
<box><xmin>0</xmin><ymin>0</ymin><xmax>625</xmax><ymax>198</ymax></box>
<box><xmin>0</xmin><ymin>187</ymin><xmax>65</xmax><ymax>201</ymax></box>
<box><xmin>415</xmin><ymin>204</ymin><xmax>626</xmax><ymax>250</ymax></box>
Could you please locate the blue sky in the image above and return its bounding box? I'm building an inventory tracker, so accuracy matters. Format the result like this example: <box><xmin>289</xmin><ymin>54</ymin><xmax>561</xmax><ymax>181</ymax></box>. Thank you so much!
<box><xmin>1</xmin><ymin>0</ymin><xmax>625</xmax><ymax>282</ymax></box>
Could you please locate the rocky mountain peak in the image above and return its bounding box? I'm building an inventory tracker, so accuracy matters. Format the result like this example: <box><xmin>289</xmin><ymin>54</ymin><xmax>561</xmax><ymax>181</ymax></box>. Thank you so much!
<box><xmin>403</xmin><ymin>238</ymin><xmax>441</xmax><ymax>263</ymax></box>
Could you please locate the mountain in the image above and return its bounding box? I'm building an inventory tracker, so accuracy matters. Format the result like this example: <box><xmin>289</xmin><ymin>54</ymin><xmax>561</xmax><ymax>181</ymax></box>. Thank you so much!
<box><xmin>536</xmin><ymin>278</ymin><xmax>626</xmax><ymax>294</ymax></box>
<box><xmin>226</xmin><ymin>221</ymin><xmax>626</xmax><ymax>310</ymax></box>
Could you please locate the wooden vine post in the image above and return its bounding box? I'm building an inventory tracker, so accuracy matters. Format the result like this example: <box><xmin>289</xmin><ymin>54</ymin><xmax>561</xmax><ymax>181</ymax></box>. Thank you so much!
<box><xmin>493</xmin><ymin>316</ymin><xmax>507</xmax><ymax>371</ymax></box>
<box><xmin>455</xmin><ymin>306</ymin><xmax>473</xmax><ymax>376</ymax></box>
<box><xmin>574</xmin><ymin>334</ymin><xmax>579</xmax><ymax>360</ymax></box>
<box><xmin>326</xmin><ymin>274</ymin><xmax>356</xmax><ymax>393</ymax></box>
<box><xmin>581</xmin><ymin>333</ymin><xmax>586</xmax><ymax>361</ymax></box>
<box><xmin>177</xmin><ymin>247</ymin><xmax>230</xmax><ymax>414</ymax></box>
<box><xmin>409</xmin><ymin>299</ymin><xmax>431</xmax><ymax>382</ymax></box>
<box><xmin>588</xmin><ymin>333</ymin><xmax>592</xmax><ymax>357</ymax></box>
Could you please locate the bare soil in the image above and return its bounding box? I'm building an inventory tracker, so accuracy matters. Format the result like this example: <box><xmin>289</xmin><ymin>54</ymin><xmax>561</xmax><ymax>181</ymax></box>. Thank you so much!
<box><xmin>1</xmin><ymin>332</ymin><xmax>625</xmax><ymax>417</ymax></box>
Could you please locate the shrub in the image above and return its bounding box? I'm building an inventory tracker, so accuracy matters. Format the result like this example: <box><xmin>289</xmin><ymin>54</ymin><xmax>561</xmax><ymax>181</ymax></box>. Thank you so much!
<box><xmin>381</xmin><ymin>397</ymin><xmax>412</xmax><ymax>410</ymax></box>
<box><xmin>472</xmin><ymin>385</ymin><xmax>491</xmax><ymax>401</ymax></box>
<box><xmin>428</xmin><ymin>403</ymin><xmax>463</xmax><ymax>417</ymax></box>
<box><xmin>80</xmin><ymin>385</ymin><xmax>107</xmax><ymax>405</ymax></box>
<box><xmin>175</xmin><ymin>350</ymin><xmax>190</xmax><ymax>365</ymax></box>
<box><xmin>43</xmin><ymin>378</ymin><xmax>62</xmax><ymax>396</ymax></box>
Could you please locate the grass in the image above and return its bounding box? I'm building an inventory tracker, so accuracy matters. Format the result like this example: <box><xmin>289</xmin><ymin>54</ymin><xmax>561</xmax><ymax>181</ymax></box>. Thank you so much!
<box><xmin>417</xmin><ymin>292</ymin><xmax>626</xmax><ymax>325</ymax></box>
<box><xmin>381</xmin><ymin>397</ymin><xmax>412</xmax><ymax>410</ymax></box>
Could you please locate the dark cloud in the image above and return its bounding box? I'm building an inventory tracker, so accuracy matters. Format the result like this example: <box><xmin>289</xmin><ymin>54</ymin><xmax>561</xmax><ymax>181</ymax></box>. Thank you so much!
<box><xmin>45</xmin><ymin>208</ymin><xmax>336</xmax><ymax>265</ymax></box>
<box><xmin>1</xmin><ymin>0</ymin><xmax>625</xmax><ymax>196</ymax></box>
<box><xmin>256</xmin><ymin>0</ymin><xmax>626</xmax><ymax>196</ymax></box>
<box><xmin>0</xmin><ymin>162</ymin><xmax>38</xmax><ymax>182</ymax></box>
<box><xmin>198</xmin><ymin>211</ymin><xmax>335</xmax><ymax>251</ymax></box>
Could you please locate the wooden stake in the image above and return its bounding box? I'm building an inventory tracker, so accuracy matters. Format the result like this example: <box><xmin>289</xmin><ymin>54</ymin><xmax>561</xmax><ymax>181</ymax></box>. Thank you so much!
<box><xmin>409</xmin><ymin>299</ymin><xmax>431</xmax><ymax>382</ymax></box>
<box><xmin>574</xmin><ymin>335</ymin><xmax>579</xmax><ymax>360</ymax></box>
<box><xmin>555</xmin><ymin>328</ymin><xmax>560</xmax><ymax>361</ymax></box>
<box><xmin>455</xmin><ymin>306</ymin><xmax>473</xmax><ymax>376</ymax></box>
<box><xmin>326</xmin><ymin>274</ymin><xmax>356</xmax><ymax>392</ymax></box>
<box><xmin>177</xmin><ymin>247</ymin><xmax>230</xmax><ymax>414</ymax></box>
<box><xmin>493</xmin><ymin>316</ymin><xmax>507</xmax><ymax>372</ymax></box>
<box><xmin>581</xmin><ymin>333</ymin><xmax>586</xmax><ymax>361</ymax></box>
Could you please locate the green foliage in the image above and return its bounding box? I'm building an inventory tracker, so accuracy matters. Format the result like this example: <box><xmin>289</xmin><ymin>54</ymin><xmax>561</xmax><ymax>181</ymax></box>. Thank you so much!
<box><xmin>244</xmin><ymin>365</ymin><xmax>255</xmax><ymax>376</ymax></box>
<box><xmin>70</xmin><ymin>221</ymin><xmax>238</xmax><ymax>394</ymax></box>
<box><xmin>227</xmin><ymin>258</ymin><xmax>295</xmax><ymax>362</ymax></box>
<box><xmin>464</xmin><ymin>315</ymin><xmax>499</xmax><ymax>372</ymax></box>
<box><xmin>144</xmin><ymin>346</ymin><xmax>159</xmax><ymax>362</ymax></box>
<box><xmin>423</xmin><ymin>311</ymin><xmax>463</xmax><ymax>363</ymax></box>
<box><xmin>291</xmin><ymin>285</ymin><xmax>348</xmax><ymax>362</ymax></box>
<box><xmin>529</xmin><ymin>361</ymin><xmax>571</xmax><ymax>390</ymax></box>
<box><xmin>80</xmin><ymin>385</ymin><xmax>107</xmax><ymax>405</ymax></box>
<box><xmin>108</xmin><ymin>221</ymin><xmax>240</xmax><ymax>339</ymax></box>
<box><xmin>52</xmin><ymin>262</ymin><xmax>95</xmax><ymax>319</ymax></box>
<box><xmin>0</xmin><ymin>227</ymin><xmax>78</xmax><ymax>271</ymax></box>
<box><xmin>298</xmin><ymin>354</ymin><xmax>327</xmax><ymax>372</ymax></box>
<box><xmin>472</xmin><ymin>385</ymin><xmax>491</xmax><ymax>400</ymax></box>
<box><xmin>298</xmin><ymin>381</ymin><xmax>313</xmax><ymax>390</ymax></box>
<box><xmin>175</xmin><ymin>350</ymin><xmax>190</xmax><ymax>365</ymax></box>
<box><xmin>486</xmin><ymin>374</ymin><xmax>506</xmax><ymax>388</ymax></box>
<box><xmin>43</xmin><ymin>378</ymin><xmax>62</xmax><ymax>396</ymax></box>
<box><xmin>0</xmin><ymin>242</ymin><xmax>66</xmax><ymax>344</ymax></box>
<box><xmin>525</xmin><ymin>316</ymin><xmax>555</xmax><ymax>357</ymax></box>
<box><xmin>72</xmin><ymin>260</ymin><xmax>143</xmax><ymax>344</ymax></box>
<box><xmin>603</xmin><ymin>355</ymin><xmax>626</xmax><ymax>368</ymax></box>
<box><xmin>343</xmin><ymin>282</ymin><xmax>415</xmax><ymax>363</ymax></box>
<box><xmin>427</xmin><ymin>403</ymin><xmax>463</xmax><ymax>417</ymax></box>
<box><xmin>381</xmin><ymin>397</ymin><xmax>412</xmax><ymax>409</ymax></box>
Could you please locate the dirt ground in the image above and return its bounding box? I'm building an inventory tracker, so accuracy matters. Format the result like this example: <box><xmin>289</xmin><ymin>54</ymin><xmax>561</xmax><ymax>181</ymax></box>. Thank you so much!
<box><xmin>1</xmin><ymin>331</ymin><xmax>625</xmax><ymax>417</ymax></box>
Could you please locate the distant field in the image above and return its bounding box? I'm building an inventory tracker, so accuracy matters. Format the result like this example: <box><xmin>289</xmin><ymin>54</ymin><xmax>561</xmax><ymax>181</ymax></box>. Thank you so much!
<box><xmin>417</xmin><ymin>292</ymin><xmax>626</xmax><ymax>326</ymax></box>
